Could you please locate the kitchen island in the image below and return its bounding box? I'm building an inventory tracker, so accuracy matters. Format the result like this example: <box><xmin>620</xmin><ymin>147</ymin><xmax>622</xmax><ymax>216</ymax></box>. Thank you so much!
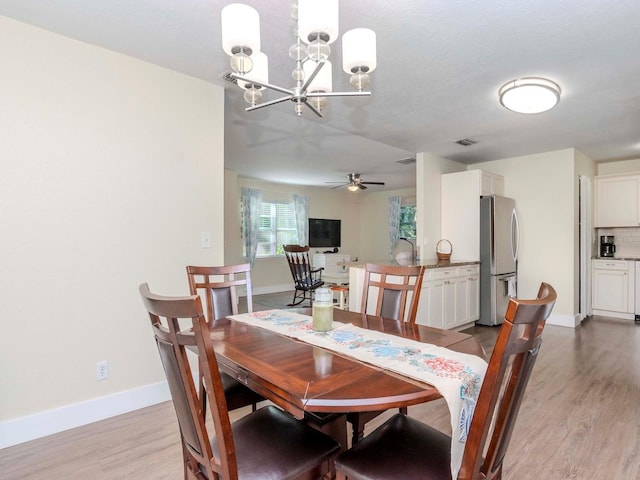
<box><xmin>346</xmin><ymin>259</ymin><xmax>481</xmax><ymax>330</ymax></box>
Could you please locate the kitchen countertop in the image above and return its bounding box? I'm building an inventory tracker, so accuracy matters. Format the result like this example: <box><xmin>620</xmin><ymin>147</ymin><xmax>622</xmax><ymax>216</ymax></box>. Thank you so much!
<box><xmin>345</xmin><ymin>259</ymin><xmax>480</xmax><ymax>269</ymax></box>
<box><xmin>592</xmin><ymin>257</ymin><xmax>640</xmax><ymax>261</ymax></box>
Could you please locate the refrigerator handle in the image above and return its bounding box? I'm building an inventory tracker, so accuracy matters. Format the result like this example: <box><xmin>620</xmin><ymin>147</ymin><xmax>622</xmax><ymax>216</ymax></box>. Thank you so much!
<box><xmin>511</xmin><ymin>208</ymin><xmax>520</xmax><ymax>262</ymax></box>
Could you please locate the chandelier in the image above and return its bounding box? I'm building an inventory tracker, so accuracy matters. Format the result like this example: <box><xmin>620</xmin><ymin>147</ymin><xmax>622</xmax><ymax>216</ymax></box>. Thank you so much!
<box><xmin>221</xmin><ymin>0</ymin><xmax>377</xmax><ymax>117</ymax></box>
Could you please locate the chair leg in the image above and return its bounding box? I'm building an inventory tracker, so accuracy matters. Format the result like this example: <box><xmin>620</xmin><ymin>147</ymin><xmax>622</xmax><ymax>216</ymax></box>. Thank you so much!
<box><xmin>350</xmin><ymin>416</ymin><xmax>365</xmax><ymax>446</ymax></box>
<box><xmin>287</xmin><ymin>288</ymin><xmax>307</xmax><ymax>306</ymax></box>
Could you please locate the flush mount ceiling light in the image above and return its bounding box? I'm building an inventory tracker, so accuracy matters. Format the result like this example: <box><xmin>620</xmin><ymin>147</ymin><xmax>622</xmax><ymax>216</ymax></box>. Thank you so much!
<box><xmin>499</xmin><ymin>77</ymin><xmax>561</xmax><ymax>114</ymax></box>
<box><xmin>221</xmin><ymin>0</ymin><xmax>376</xmax><ymax>118</ymax></box>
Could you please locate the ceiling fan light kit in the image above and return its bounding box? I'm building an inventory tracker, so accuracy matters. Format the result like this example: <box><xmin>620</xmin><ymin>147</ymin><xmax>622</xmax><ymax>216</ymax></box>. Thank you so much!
<box><xmin>499</xmin><ymin>77</ymin><xmax>561</xmax><ymax>114</ymax></box>
<box><xmin>220</xmin><ymin>0</ymin><xmax>377</xmax><ymax>118</ymax></box>
<box><xmin>328</xmin><ymin>173</ymin><xmax>385</xmax><ymax>191</ymax></box>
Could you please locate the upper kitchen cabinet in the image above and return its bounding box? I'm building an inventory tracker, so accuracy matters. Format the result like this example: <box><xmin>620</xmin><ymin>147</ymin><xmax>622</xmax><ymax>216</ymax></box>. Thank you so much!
<box><xmin>594</xmin><ymin>174</ymin><xmax>640</xmax><ymax>227</ymax></box>
<box><xmin>480</xmin><ymin>171</ymin><xmax>504</xmax><ymax>196</ymax></box>
<box><xmin>441</xmin><ymin>169</ymin><xmax>504</xmax><ymax>261</ymax></box>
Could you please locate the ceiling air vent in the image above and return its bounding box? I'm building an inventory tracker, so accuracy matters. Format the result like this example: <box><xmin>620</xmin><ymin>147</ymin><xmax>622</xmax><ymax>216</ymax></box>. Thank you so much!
<box><xmin>396</xmin><ymin>157</ymin><xmax>416</xmax><ymax>165</ymax></box>
<box><xmin>454</xmin><ymin>138</ymin><xmax>477</xmax><ymax>147</ymax></box>
<box><xmin>219</xmin><ymin>70</ymin><xmax>238</xmax><ymax>85</ymax></box>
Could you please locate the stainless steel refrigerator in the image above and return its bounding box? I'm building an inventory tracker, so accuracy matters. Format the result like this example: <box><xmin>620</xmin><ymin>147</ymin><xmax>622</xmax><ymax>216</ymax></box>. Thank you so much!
<box><xmin>478</xmin><ymin>195</ymin><xmax>519</xmax><ymax>326</ymax></box>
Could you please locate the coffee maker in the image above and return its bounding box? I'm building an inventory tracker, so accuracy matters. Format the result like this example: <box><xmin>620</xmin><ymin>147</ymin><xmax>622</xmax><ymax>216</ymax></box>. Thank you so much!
<box><xmin>600</xmin><ymin>235</ymin><xmax>616</xmax><ymax>257</ymax></box>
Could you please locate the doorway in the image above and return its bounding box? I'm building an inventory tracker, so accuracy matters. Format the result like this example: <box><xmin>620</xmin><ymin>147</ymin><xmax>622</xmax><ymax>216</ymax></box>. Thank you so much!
<box><xmin>579</xmin><ymin>175</ymin><xmax>593</xmax><ymax>320</ymax></box>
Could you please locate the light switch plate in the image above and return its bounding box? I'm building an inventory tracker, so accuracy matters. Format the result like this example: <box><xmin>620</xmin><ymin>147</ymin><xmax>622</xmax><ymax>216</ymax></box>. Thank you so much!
<box><xmin>201</xmin><ymin>231</ymin><xmax>211</xmax><ymax>248</ymax></box>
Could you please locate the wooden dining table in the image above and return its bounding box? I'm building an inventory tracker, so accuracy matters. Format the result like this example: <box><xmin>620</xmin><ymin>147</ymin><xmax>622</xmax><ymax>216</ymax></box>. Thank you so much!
<box><xmin>206</xmin><ymin>308</ymin><xmax>484</xmax><ymax>446</ymax></box>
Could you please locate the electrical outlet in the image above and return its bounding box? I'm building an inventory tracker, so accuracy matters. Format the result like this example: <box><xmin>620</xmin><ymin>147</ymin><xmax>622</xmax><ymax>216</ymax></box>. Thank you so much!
<box><xmin>96</xmin><ymin>361</ymin><xmax>109</xmax><ymax>381</ymax></box>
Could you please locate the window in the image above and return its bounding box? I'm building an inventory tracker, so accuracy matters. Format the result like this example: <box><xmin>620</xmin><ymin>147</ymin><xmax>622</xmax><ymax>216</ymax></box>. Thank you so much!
<box><xmin>399</xmin><ymin>204</ymin><xmax>416</xmax><ymax>240</ymax></box>
<box><xmin>256</xmin><ymin>201</ymin><xmax>298</xmax><ymax>257</ymax></box>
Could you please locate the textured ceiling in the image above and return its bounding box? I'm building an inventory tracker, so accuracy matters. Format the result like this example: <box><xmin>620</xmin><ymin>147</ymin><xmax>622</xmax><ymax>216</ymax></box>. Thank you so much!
<box><xmin>2</xmin><ymin>0</ymin><xmax>640</xmax><ymax>190</ymax></box>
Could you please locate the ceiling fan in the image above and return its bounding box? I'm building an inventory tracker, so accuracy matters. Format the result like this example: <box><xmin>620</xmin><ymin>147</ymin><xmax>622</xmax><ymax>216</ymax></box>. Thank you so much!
<box><xmin>327</xmin><ymin>173</ymin><xmax>385</xmax><ymax>191</ymax></box>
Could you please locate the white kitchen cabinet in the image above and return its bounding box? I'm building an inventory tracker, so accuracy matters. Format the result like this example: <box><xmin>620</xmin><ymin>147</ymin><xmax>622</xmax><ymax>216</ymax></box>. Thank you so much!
<box><xmin>468</xmin><ymin>273</ymin><xmax>480</xmax><ymax>321</ymax></box>
<box><xmin>416</xmin><ymin>264</ymin><xmax>480</xmax><ymax>329</ymax></box>
<box><xmin>451</xmin><ymin>276</ymin><xmax>468</xmax><ymax>328</ymax></box>
<box><xmin>592</xmin><ymin>259</ymin><xmax>635</xmax><ymax>319</ymax></box>
<box><xmin>594</xmin><ymin>174</ymin><xmax>640</xmax><ymax>227</ymax></box>
<box><xmin>418</xmin><ymin>279</ymin><xmax>444</xmax><ymax>329</ymax></box>
<box><xmin>459</xmin><ymin>264</ymin><xmax>480</xmax><ymax>322</ymax></box>
<box><xmin>349</xmin><ymin>264</ymin><xmax>479</xmax><ymax>329</ymax></box>
<box><xmin>441</xmin><ymin>169</ymin><xmax>504</xmax><ymax>261</ymax></box>
<box><xmin>481</xmin><ymin>171</ymin><xmax>505</xmax><ymax>196</ymax></box>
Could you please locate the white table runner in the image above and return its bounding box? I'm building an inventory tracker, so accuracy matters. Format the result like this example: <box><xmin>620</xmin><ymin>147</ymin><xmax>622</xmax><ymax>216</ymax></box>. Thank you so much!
<box><xmin>229</xmin><ymin>309</ymin><xmax>488</xmax><ymax>478</ymax></box>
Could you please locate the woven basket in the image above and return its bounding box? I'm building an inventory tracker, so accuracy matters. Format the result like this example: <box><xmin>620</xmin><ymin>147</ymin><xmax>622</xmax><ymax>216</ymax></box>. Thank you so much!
<box><xmin>436</xmin><ymin>239</ymin><xmax>452</xmax><ymax>261</ymax></box>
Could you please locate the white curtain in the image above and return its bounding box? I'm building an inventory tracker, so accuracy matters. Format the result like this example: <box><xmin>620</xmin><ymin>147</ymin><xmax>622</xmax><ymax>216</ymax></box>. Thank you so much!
<box><xmin>388</xmin><ymin>196</ymin><xmax>401</xmax><ymax>255</ymax></box>
<box><xmin>241</xmin><ymin>187</ymin><xmax>262</xmax><ymax>268</ymax></box>
<box><xmin>293</xmin><ymin>194</ymin><xmax>309</xmax><ymax>246</ymax></box>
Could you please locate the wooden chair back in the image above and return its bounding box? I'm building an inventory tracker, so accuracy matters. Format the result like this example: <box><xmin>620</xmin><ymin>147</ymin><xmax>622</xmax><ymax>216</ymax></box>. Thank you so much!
<box><xmin>186</xmin><ymin>263</ymin><xmax>252</xmax><ymax>320</ymax></box>
<box><xmin>283</xmin><ymin>244</ymin><xmax>325</xmax><ymax>306</ymax></box>
<box><xmin>360</xmin><ymin>263</ymin><xmax>426</xmax><ymax>324</ymax></box>
<box><xmin>459</xmin><ymin>282</ymin><xmax>557</xmax><ymax>480</ymax></box>
<box><xmin>139</xmin><ymin>283</ymin><xmax>237</xmax><ymax>479</ymax></box>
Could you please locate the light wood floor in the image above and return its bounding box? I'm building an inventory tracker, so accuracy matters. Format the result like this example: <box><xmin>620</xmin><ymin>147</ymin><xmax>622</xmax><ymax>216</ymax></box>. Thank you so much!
<box><xmin>3</xmin><ymin>293</ymin><xmax>640</xmax><ymax>479</ymax></box>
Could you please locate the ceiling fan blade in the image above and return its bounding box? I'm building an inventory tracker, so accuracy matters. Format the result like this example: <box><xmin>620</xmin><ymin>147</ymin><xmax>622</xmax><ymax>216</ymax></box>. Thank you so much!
<box><xmin>360</xmin><ymin>184</ymin><xmax>367</xmax><ymax>190</ymax></box>
<box><xmin>331</xmin><ymin>183</ymin><xmax>348</xmax><ymax>189</ymax></box>
<box><xmin>362</xmin><ymin>181</ymin><xmax>385</xmax><ymax>185</ymax></box>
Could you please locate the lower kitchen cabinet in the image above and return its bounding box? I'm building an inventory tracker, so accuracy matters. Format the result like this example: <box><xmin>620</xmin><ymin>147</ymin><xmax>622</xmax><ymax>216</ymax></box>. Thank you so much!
<box><xmin>421</xmin><ymin>280</ymin><xmax>444</xmax><ymax>328</ymax></box>
<box><xmin>592</xmin><ymin>259</ymin><xmax>635</xmax><ymax>319</ymax></box>
<box><xmin>417</xmin><ymin>264</ymin><xmax>480</xmax><ymax>329</ymax></box>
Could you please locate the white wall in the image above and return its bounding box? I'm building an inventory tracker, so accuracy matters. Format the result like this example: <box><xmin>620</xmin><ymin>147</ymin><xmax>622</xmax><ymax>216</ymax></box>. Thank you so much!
<box><xmin>358</xmin><ymin>187</ymin><xmax>417</xmax><ymax>262</ymax></box>
<box><xmin>476</xmin><ymin>149</ymin><xmax>588</xmax><ymax>324</ymax></box>
<box><xmin>0</xmin><ymin>16</ymin><xmax>225</xmax><ymax>434</ymax></box>
<box><xmin>597</xmin><ymin>158</ymin><xmax>640</xmax><ymax>175</ymax></box>
<box><xmin>416</xmin><ymin>153</ymin><xmax>466</xmax><ymax>259</ymax></box>
<box><xmin>415</xmin><ymin>149</ymin><xmax>588</xmax><ymax>324</ymax></box>
<box><xmin>225</xmin><ymin>176</ymin><xmax>364</xmax><ymax>293</ymax></box>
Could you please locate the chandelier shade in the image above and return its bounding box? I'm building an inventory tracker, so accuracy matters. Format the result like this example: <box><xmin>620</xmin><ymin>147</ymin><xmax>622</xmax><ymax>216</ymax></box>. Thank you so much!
<box><xmin>221</xmin><ymin>3</ymin><xmax>260</xmax><ymax>57</ymax></box>
<box><xmin>304</xmin><ymin>60</ymin><xmax>333</xmax><ymax>93</ymax></box>
<box><xmin>499</xmin><ymin>77</ymin><xmax>561</xmax><ymax>114</ymax></box>
<box><xmin>238</xmin><ymin>52</ymin><xmax>269</xmax><ymax>89</ymax></box>
<box><xmin>342</xmin><ymin>28</ymin><xmax>377</xmax><ymax>74</ymax></box>
<box><xmin>298</xmin><ymin>0</ymin><xmax>339</xmax><ymax>44</ymax></box>
<box><xmin>221</xmin><ymin>0</ymin><xmax>375</xmax><ymax>118</ymax></box>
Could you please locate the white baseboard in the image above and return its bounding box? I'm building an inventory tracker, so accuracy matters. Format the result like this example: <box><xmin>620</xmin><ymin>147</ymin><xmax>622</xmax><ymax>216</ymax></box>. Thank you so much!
<box><xmin>0</xmin><ymin>381</ymin><xmax>170</xmax><ymax>449</ymax></box>
<box><xmin>591</xmin><ymin>309</ymin><xmax>635</xmax><ymax>321</ymax></box>
<box><xmin>547</xmin><ymin>312</ymin><xmax>580</xmax><ymax>328</ymax></box>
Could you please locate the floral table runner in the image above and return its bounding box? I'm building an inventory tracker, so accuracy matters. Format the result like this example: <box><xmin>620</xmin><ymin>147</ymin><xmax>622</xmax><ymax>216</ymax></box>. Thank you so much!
<box><xmin>228</xmin><ymin>309</ymin><xmax>488</xmax><ymax>478</ymax></box>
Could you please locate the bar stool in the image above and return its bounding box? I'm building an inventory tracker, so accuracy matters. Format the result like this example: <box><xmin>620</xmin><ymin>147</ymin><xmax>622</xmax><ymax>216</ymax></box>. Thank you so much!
<box><xmin>330</xmin><ymin>285</ymin><xmax>349</xmax><ymax>310</ymax></box>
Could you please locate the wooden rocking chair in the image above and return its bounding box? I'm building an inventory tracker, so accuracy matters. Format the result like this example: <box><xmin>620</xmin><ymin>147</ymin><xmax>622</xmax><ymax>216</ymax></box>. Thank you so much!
<box><xmin>283</xmin><ymin>244</ymin><xmax>325</xmax><ymax>307</ymax></box>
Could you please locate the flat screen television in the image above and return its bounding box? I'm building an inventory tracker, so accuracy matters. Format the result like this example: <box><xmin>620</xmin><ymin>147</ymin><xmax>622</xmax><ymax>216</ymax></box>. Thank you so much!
<box><xmin>309</xmin><ymin>218</ymin><xmax>341</xmax><ymax>248</ymax></box>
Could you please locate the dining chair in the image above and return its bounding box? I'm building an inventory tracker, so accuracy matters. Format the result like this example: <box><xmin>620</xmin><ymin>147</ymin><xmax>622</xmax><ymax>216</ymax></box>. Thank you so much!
<box><xmin>335</xmin><ymin>282</ymin><xmax>557</xmax><ymax>480</ymax></box>
<box><xmin>359</xmin><ymin>262</ymin><xmax>426</xmax><ymax>324</ymax></box>
<box><xmin>139</xmin><ymin>283</ymin><xmax>341</xmax><ymax>480</ymax></box>
<box><xmin>283</xmin><ymin>244</ymin><xmax>325</xmax><ymax>307</ymax></box>
<box><xmin>186</xmin><ymin>264</ymin><xmax>264</xmax><ymax>412</ymax></box>
<box><xmin>347</xmin><ymin>262</ymin><xmax>426</xmax><ymax>445</ymax></box>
